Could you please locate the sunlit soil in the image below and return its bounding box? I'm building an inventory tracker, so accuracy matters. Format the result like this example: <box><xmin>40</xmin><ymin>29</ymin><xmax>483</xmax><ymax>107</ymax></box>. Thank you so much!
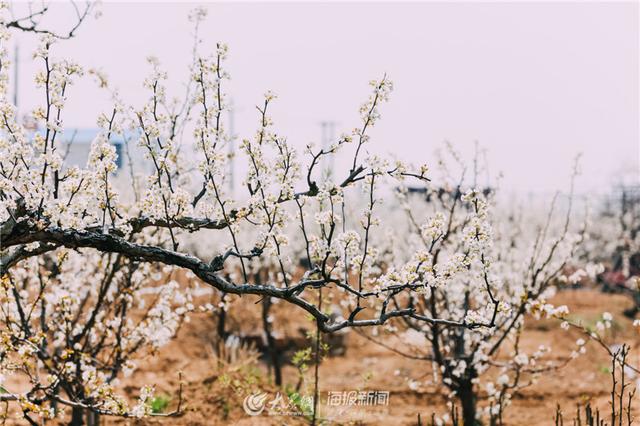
<box><xmin>69</xmin><ymin>288</ymin><xmax>637</xmax><ymax>426</ymax></box>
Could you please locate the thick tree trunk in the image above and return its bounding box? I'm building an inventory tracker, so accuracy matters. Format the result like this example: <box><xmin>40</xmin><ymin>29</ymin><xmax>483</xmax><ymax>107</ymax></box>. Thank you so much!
<box><xmin>261</xmin><ymin>290</ymin><xmax>282</xmax><ymax>386</ymax></box>
<box><xmin>257</xmin><ymin>273</ymin><xmax>282</xmax><ymax>386</ymax></box>
<box><xmin>69</xmin><ymin>406</ymin><xmax>85</xmax><ymax>426</ymax></box>
<box><xmin>458</xmin><ymin>381</ymin><xmax>477</xmax><ymax>426</ymax></box>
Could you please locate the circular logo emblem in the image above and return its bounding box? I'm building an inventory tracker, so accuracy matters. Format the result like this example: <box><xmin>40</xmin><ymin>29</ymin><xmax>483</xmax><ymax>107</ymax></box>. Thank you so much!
<box><xmin>243</xmin><ymin>392</ymin><xmax>268</xmax><ymax>416</ymax></box>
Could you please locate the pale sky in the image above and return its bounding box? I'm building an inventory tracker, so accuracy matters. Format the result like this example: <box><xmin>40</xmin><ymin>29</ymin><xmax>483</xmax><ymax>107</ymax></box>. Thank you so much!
<box><xmin>9</xmin><ymin>1</ymin><xmax>640</xmax><ymax>195</ymax></box>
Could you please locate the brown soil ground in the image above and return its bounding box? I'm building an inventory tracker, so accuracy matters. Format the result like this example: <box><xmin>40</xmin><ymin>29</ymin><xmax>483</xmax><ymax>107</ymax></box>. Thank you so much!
<box><xmin>6</xmin><ymin>288</ymin><xmax>640</xmax><ymax>425</ymax></box>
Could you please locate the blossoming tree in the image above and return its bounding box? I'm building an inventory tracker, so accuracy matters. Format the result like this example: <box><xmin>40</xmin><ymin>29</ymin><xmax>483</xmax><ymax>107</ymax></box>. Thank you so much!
<box><xmin>352</xmin><ymin>151</ymin><xmax>592</xmax><ymax>424</ymax></box>
<box><xmin>0</xmin><ymin>4</ymin><xmax>601</xmax><ymax>425</ymax></box>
